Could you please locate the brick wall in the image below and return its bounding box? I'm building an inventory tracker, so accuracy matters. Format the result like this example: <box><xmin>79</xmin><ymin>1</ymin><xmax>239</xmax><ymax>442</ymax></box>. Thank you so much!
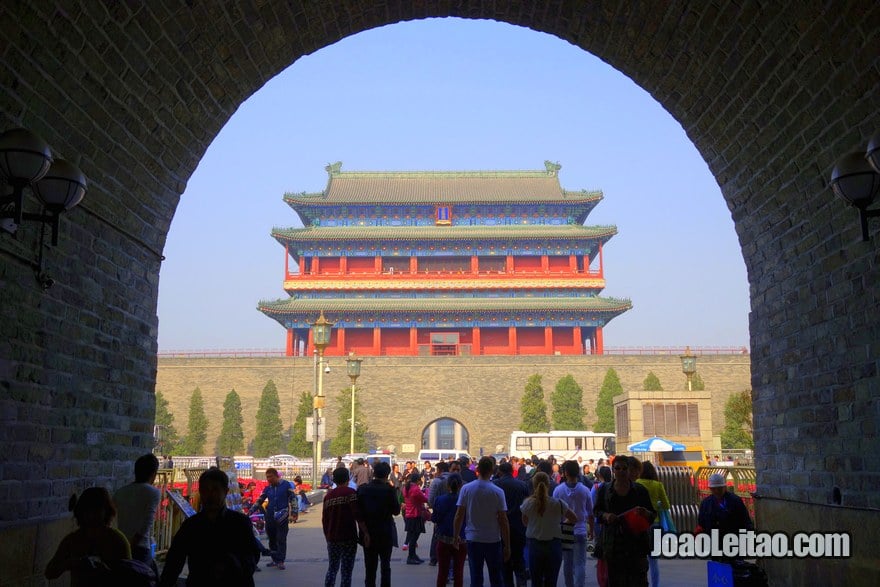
<box><xmin>1</xmin><ymin>2</ymin><xmax>877</xmax><ymax>585</ymax></box>
<box><xmin>156</xmin><ymin>354</ymin><xmax>751</xmax><ymax>458</ymax></box>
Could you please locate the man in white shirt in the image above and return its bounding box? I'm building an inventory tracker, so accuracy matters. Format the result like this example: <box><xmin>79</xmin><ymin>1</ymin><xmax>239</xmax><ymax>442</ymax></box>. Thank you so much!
<box><xmin>453</xmin><ymin>457</ymin><xmax>510</xmax><ymax>587</ymax></box>
<box><xmin>114</xmin><ymin>453</ymin><xmax>162</xmax><ymax>569</ymax></box>
<box><xmin>553</xmin><ymin>460</ymin><xmax>595</xmax><ymax>587</ymax></box>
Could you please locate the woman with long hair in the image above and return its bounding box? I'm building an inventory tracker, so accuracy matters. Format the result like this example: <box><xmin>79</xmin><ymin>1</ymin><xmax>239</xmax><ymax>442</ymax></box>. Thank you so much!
<box><xmin>402</xmin><ymin>471</ymin><xmax>428</xmax><ymax>564</ymax></box>
<box><xmin>636</xmin><ymin>461</ymin><xmax>671</xmax><ymax>587</ymax></box>
<box><xmin>431</xmin><ymin>473</ymin><xmax>467</xmax><ymax>587</ymax></box>
<box><xmin>45</xmin><ymin>487</ymin><xmax>132</xmax><ymax>586</ymax></box>
<box><xmin>521</xmin><ymin>472</ymin><xmax>577</xmax><ymax>586</ymax></box>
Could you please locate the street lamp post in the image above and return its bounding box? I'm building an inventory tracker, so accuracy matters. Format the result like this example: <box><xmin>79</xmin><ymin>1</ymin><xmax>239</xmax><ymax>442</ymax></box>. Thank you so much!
<box><xmin>311</xmin><ymin>311</ymin><xmax>333</xmax><ymax>488</ymax></box>
<box><xmin>680</xmin><ymin>346</ymin><xmax>697</xmax><ymax>391</ymax></box>
<box><xmin>346</xmin><ymin>352</ymin><xmax>363</xmax><ymax>455</ymax></box>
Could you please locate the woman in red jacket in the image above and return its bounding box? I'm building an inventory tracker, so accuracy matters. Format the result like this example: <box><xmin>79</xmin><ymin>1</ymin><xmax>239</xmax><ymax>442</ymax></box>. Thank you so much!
<box><xmin>402</xmin><ymin>472</ymin><xmax>428</xmax><ymax>564</ymax></box>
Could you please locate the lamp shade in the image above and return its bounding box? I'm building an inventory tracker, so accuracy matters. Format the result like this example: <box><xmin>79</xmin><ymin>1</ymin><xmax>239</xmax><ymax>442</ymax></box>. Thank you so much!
<box><xmin>32</xmin><ymin>158</ymin><xmax>87</xmax><ymax>211</ymax></box>
<box><xmin>0</xmin><ymin>128</ymin><xmax>52</xmax><ymax>184</ymax></box>
<box><xmin>831</xmin><ymin>151</ymin><xmax>880</xmax><ymax>208</ymax></box>
<box><xmin>311</xmin><ymin>311</ymin><xmax>334</xmax><ymax>349</ymax></box>
<box><xmin>346</xmin><ymin>352</ymin><xmax>362</xmax><ymax>379</ymax></box>
<box><xmin>867</xmin><ymin>131</ymin><xmax>880</xmax><ymax>175</ymax></box>
<box><xmin>680</xmin><ymin>346</ymin><xmax>697</xmax><ymax>375</ymax></box>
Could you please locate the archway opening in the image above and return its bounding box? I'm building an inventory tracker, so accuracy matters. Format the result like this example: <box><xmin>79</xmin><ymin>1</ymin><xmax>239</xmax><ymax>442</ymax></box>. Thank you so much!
<box><xmin>422</xmin><ymin>418</ymin><xmax>470</xmax><ymax>452</ymax></box>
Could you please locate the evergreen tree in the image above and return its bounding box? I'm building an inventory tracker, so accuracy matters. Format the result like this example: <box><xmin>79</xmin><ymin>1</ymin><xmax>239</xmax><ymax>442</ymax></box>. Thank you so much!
<box><xmin>721</xmin><ymin>390</ymin><xmax>754</xmax><ymax>449</ymax></box>
<box><xmin>519</xmin><ymin>374</ymin><xmax>550</xmax><ymax>433</ymax></box>
<box><xmin>154</xmin><ymin>390</ymin><xmax>179</xmax><ymax>455</ymax></box>
<box><xmin>594</xmin><ymin>368</ymin><xmax>623</xmax><ymax>432</ymax></box>
<box><xmin>252</xmin><ymin>380</ymin><xmax>284</xmax><ymax>457</ymax></box>
<box><xmin>550</xmin><ymin>375</ymin><xmax>585</xmax><ymax>430</ymax></box>
<box><xmin>691</xmin><ymin>372</ymin><xmax>706</xmax><ymax>391</ymax></box>
<box><xmin>643</xmin><ymin>371</ymin><xmax>663</xmax><ymax>391</ymax></box>
<box><xmin>216</xmin><ymin>389</ymin><xmax>245</xmax><ymax>456</ymax></box>
<box><xmin>287</xmin><ymin>391</ymin><xmax>314</xmax><ymax>457</ymax></box>
<box><xmin>179</xmin><ymin>387</ymin><xmax>208</xmax><ymax>455</ymax></box>
<box><xmin>329</xmin><ymin>385</ymin><xmax>369</xmax><ymax>456</ymax></box>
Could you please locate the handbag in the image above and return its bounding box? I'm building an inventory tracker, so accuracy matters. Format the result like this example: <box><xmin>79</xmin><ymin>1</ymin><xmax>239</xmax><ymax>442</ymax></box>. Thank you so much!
<box><xmin>560</xmin><ymin>501</ymin><xmax>576</xmax><ymax>551</ymax></box>
<box><xmin>659</xmin><ymin>509</ymin><xmax>677</xmax><ymax>533</ymax></box>
<box><xmin>420</xmin><ymin>506</ymin><xmax>431</xmax><ymax>522</ymax></box>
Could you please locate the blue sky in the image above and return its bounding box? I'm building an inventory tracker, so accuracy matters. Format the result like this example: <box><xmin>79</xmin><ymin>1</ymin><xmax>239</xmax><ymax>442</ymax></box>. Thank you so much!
<box><xmin>157</xmin><ymin>18</ymin><xmax>750</xmax><ymax>351</ymax></box>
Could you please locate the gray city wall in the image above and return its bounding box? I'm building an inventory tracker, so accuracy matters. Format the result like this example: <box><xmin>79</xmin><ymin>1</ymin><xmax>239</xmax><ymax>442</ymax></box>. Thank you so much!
<box><xmin>156</xmin><ymin>354</ymin><xmax>752</xmax><ymax>457</ymax></box>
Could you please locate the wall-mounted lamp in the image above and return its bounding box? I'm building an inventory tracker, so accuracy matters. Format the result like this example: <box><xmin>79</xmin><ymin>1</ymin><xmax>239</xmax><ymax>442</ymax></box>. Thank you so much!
<box><xmin>0</xmin><ymin>128</ymin><xmax>87</xmax><ymax>246</ymax></box>
<box><xmin>830</xmin><ymin>131</ymin><xmax>880</xmax><ymax>242</ymax></box>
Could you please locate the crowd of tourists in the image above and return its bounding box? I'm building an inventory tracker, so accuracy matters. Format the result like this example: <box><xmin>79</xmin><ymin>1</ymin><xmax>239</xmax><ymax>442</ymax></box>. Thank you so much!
<box><xmin>43</xmin><ymin>451</ymin><xmax>753</xmax><ymax>587</ymax></box>
<box><xmin>318</xmin><ymin>453</ymin><xmax>753</xmax><ymax>587</ymax></box>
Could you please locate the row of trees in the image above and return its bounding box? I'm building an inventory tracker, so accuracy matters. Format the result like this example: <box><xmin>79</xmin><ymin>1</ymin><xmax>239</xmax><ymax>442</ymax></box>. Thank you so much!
<box><xmin>155</xmin><ymin>380</ymin><xmax>372</xmax><ymax>457</ymax></box>
<box><xmin>517</xmin><ymin>369</ymin><xmax>752</xmax><ymax>448</ymax></box>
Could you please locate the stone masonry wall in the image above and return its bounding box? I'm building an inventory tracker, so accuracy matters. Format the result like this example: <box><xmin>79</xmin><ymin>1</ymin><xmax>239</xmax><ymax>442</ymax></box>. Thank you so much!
<box><xmin>156</xmin><ymin>354</ymin><xmax>751</xmax><ymax>458</ymax></box>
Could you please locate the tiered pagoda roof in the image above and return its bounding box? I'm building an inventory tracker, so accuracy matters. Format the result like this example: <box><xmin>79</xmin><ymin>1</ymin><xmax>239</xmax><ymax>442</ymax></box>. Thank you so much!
<box><xmin>259</xmin><ymin>296</ymin><xmax>632</xmax><ymax>314</ymax></box>
<box><xmin>284</xmin><ymin>168</ymin><xmax>602</xmax><ymax>205</ymax></box>
<box><xmin>272</xmin><ymin>224</ymin><xmax>618</xmax><ymax>244</ymax></box>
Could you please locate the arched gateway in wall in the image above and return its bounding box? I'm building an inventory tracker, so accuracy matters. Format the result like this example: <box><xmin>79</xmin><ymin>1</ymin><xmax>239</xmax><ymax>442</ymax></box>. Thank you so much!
<box><xmin>0</xmin><ymin>3</ymin><xmax>877</xmax><ymax>584</ymax></box>
<box><xmin>422</xmin><ymin>418</ymin><xmax>470</xmax><ymax>453</ymax></box>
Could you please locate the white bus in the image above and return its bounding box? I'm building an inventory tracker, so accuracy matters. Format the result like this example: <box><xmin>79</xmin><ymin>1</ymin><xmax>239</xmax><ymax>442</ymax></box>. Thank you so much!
<box><xmin>509</xmin><ymin>430</ymin><xmax>616</xmax><ymax>463</ymax></box>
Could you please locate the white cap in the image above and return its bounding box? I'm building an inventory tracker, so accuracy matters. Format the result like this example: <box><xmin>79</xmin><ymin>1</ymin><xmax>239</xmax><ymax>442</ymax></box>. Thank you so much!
<box><xmin>708</xmin><ymin>473</ymin><xmax>727</xmax><ymax>488</ymax></box>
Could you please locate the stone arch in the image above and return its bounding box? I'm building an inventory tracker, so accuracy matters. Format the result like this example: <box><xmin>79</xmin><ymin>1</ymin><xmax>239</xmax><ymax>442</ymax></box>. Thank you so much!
<box><xmin>421</xmin><ymin>417</ymin><xmax>470</xmax><ymax>452</ymax></box>
<box><xmin>1</xmin><ymin>3</ymin><xmax>878</xmax><ymax>583</ymax></box>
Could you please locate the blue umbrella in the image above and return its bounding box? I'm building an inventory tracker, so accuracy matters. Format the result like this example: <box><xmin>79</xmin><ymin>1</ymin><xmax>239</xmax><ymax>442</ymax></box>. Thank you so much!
<box><xmin>627</xmin><ymin>437</ymin><xmax>686</xmax><ymax>452</ymax></box>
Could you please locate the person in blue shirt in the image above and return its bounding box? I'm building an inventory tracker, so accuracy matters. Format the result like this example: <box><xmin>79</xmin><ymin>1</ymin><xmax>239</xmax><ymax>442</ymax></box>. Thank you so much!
<box><xmin>432</xmin><ymin>473</ymin><xmax>467</xmax><ymax>587</ymax></box>
<box><xmin>247</xmin><ymin>468</ymin><xmax>297</xmax><ymax>570</ymax></box>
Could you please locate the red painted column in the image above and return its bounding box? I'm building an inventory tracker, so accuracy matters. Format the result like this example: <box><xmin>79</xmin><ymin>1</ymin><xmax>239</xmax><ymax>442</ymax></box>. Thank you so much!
<box><xmin>595</xmin><ymin>327</ymin><xmax>604</xmax><ymax>355</ymax></box>
<box><xmin>374</xmin><ymin>255</ymin><xmax>382</xmax><ymax>274</ymax></box>
<box><xmin>506</xmin><ymin>255</ymin><xmax>514</xmax><ymax>273</ymax></box>
<box><xmin>307</xmin><ymin>328</ymin><xmax>314</xmax><ymax>356</ymax></box>
<box><xmin>541</xmin><ymin>255</ymin><xmax>549</xmax><ymax>273</ymax></box>
<box><xmin>544</xmin><ymin>326</ymin><xmax>553</xmax><ymax>354</ymax></box>
<box><xmin>409</xmin><ymin>256</ymin><xmax>418</xmax><ymax>274</ymax></box>
<box><xmin>339</xmin><ymin>256</ymin><xmax>347</xmax><ymax>275</ymax></box>
<box><xmin>313</xmin><ymin>256</ymin><xmax>321</xmax><ymax>274</ymax></box>
<box><xmin>598</xmin><ymin>242</ymin><xmax>604</xmax><ymax>278</ymax></box>
<box><xmin>569</xmin><ymin>254</ymin><xmax>577</xmax><ymax>273</ymax></box>
<box><xmin>284</xmin><ymin>245</ymin><xmax>290</xmax><ymax>279</ymax></box>
<box><xmin>508</xmin><ymin>326</ymin><xmax>518</xmax><ymax>355</ymax></box>
<box><xmin>472</xmin><ymin>327</ymin><xmax>481</xmax><ymax>355</ymax></box>
<box><xmin>573</xmin><ymin>326</ymin><xmax>583</xmax><ymax>354</ymax></box>
<box><xmin>409</xmin><ymin>327</ymin><xmax>418</xmax><ymax>355</ymax></box>
<box><xmin>286</xmin><ymin>328</ymin><xmax>294</xmax><ymax>356</ymax></box>
<box><xmin>372</xmin><ymin>327</ymin><xmax>381</xmax><ymax>356</ymax></box>
<box><xmin>337</xmin><ymin>328</ymin><xmax>346</xmax><ymax>355</ymax></box>
<box><xmin>471</xmin><ymin>255</ymin><xmax>479</xmax><ymax>274</ymax></box>
<box><xmin>299</xmin><ymin>256</ymin><xmax>306</xmax><ymax>274</ymax></box>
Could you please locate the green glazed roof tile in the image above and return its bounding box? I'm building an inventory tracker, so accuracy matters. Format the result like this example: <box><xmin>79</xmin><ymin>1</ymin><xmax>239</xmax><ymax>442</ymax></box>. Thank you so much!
<box><xmin>283</xmin><ymin>167</ymin><xmax>602</xmax><ymax>205</ymax></box>
<box><xmin>258</xmin><ymin>296</ymin><xmax>633</xmax><ymax>314</ymax></box>
<box><xmin>272</xmin><ymin>224</ymin><xmax>617</xmax><ymax>242</ymax></box>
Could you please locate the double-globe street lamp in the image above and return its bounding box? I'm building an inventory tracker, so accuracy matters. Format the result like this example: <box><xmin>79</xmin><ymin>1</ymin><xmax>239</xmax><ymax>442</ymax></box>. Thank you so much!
<box><xmin>346</xmin><ymin>352</ymin><xmax>363</xmax><ymax>455</ymax></box>
<box><xmin>311</xmin><ymin>311</ymin><xmax>333</xmax><ymax>488</ymax></box>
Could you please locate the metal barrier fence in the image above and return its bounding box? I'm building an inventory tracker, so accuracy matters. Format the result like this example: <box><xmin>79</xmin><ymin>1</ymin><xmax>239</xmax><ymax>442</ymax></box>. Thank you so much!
<box><xmin>657</xmin><ymin>466</ymin><xmax>700</xmax><ymax>532</ymax></box>
<box><xmin>657</xmin><ymin>465</ymin><xmax>757</xmax><ymax>531</ymax></box>
<box><xmin>151</xmin><ymin>469</ymin><xmax>187</xmax><ymax>559</ymax></box>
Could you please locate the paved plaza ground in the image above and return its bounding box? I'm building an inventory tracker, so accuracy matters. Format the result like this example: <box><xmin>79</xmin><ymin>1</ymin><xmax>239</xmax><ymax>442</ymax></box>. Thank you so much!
<box><xmin>239</xmin><ymin>495</ymin><xmax>709</xmax><ymax>587</ymax></box>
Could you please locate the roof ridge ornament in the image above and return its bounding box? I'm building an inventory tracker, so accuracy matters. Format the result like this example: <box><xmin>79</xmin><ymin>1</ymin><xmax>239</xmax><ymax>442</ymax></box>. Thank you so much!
<box><xmin>325</xmin><ymin>161</ymin><xmax>343</xmax><ymax>176</ymax></box>
<box><xmin>544</xmin><ymin>160</ymin><xmax>562</xmax><ymax>176</ymax></box>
